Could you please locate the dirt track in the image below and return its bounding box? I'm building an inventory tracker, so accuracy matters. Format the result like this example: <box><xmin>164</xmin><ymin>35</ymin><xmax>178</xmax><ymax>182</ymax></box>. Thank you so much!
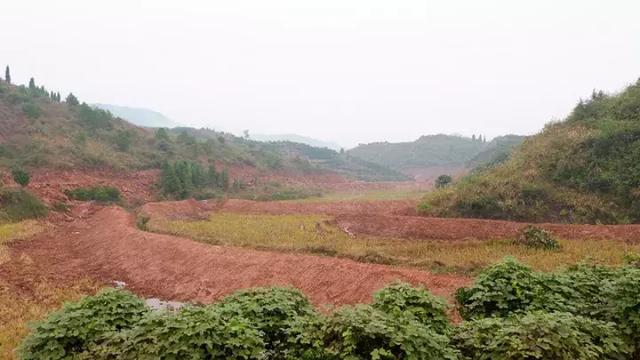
<box><xmin>0</xmin><ymin>206</ymin><xmax>469</xmax><ymax>305</ymax></box>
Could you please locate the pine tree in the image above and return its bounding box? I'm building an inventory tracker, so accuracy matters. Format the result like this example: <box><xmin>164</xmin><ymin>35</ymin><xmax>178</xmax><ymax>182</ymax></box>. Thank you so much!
<box><xmin>4</xmin><ymin>66</ymin><xmax>10</xmax><ymax>84</ymax></box>
<box><xmin>218</xmin><ymin>168</ymin><xmax>230</xmax><ymax>190</ymax></box>
<box><xmin>65</xmin><ymin>93</ymin><xmax>79</xmax><ymax>106</ymax></box>
<box><xmin>29</xmin><ymin>77</ymin><xmax>36</xmax><ymax>90</ymax></box>
<box><xmin>472</xmin><ymin>134</ymin><xmax>476</xmax><ymax>141</ymax></box>
<box><xmin>207</xmin><ymin>163</ymin><xmax>218</xmax><ymax>186</ymax></box>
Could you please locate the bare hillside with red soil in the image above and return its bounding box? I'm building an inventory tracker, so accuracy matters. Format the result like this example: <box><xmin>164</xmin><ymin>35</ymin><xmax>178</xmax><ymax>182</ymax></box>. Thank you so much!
<box><xmin>1</xmin><ymin>168</ymin><xmax>159</xmax><ymax>204</ymax></box>
<box><xmin>0</xmin><ymin>206</ymin><xmax>469</xmax><ymax>305</ymax></box>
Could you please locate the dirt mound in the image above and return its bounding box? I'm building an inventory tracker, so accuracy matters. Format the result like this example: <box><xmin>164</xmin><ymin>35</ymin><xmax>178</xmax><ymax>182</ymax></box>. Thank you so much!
<box><xmin>1</xmin><ymin>207</ymin><xmax>469</xmax><ymax>305</ymax></box>
<box><xmin>334</xmin><ymin>214</ymin><xmax>640</xmax><ymax>242</ymax></box>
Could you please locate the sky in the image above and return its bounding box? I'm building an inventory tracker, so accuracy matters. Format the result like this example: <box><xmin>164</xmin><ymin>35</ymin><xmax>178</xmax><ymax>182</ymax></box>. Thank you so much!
<box><xmin>2</xmin><ymin>0</ymin><xmax>640</xmax><ymax>148</ymax></box>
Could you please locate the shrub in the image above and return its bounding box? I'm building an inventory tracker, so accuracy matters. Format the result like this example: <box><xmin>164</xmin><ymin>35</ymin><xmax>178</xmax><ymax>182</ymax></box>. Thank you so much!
<box><xmin>77</xmin><ymin>103</ymin><xmax>112</xmax><ymax>129</ymax></box>
<box><xmin>455</xmin><ymin>259</ymin><xmax>541</xmax><ymax>319</ymax></box>
<box><xmin>113</xmin><ymin>130</ymin><xmax>135</xmax><ymax>152</ymax></box>
<box><xmin>97</xmin><ymin>307</ymin><xmax>265</xmax><ymax>360</ymax></box>
<box><xmin>452</xmin><ymin>311</ymin><xmax>632</xmax><ymax>360</ymax></box>
<box><xmin>11</xmin><ymin>167</ymin><xmax>30</xmax><ymax>187</ymax></box>
<box><xmin>64</xmin><ymin>186</ymin><xmax>121</xmax><ymax>202</ymax></box>
<box><xmin>372</xmin><ymin>282</ymin><xmax>450</xmax><ymax>334</ymax></box>
<box><xmin>22</xmin><ymin>102</ymin><xmax>42</xmax><ymax>119</ymax></box>
<box><xmin>605</xmin><ymin>267</ymin><xmax>640</xmax><ymax>354</ymax></box>
<box><xmin>17</xmin><ymin>289</ymin><xmax>149</xmax><ymax>360</ymax></box>
<box><xmin>322</xmin><ymin>305</ymin><xmax>458</xmax><ymax>360</ymax></box>
<box><xmin>215</xmin><ymin>287</ymin><xmax>321</xmax><ymax>358</ymax></box>
<box><xmin>515</xmin><ymin>225</ymin><xmax>560</xmax><ymax>250</ymax></box>
<box><xmin>434</xmin><ymin>174</ymin><xmax>453</xmax><ymax>189</ymax></box>
<box><xmin>0</xmin><ymin>188</ymin><xmax>48</xmax><ymax>221</ymax></box>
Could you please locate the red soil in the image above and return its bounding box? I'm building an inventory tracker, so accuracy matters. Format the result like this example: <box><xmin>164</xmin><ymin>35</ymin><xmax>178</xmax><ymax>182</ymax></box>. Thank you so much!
<box><xmin>0</xmin><ymin>206</ymin><xmax>469</xmax><ymax>305</ymax></box>
<box><xmin>2</xmin><ymin>168</ymin><xmax>159</xmax><ymax>205</ymax></box>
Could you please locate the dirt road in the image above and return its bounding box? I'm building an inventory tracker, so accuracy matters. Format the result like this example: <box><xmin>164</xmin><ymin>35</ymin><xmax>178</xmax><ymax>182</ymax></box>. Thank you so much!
<box><xmin>1</xmin><ymin>206</ymin><xmax>469</xmax><ymax>305</ymax></box>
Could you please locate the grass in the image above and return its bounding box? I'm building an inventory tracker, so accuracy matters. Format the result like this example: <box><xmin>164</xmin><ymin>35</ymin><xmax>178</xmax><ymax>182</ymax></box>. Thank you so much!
<box><xmin>0</xmin><ymin>220</ymin><xmax>44</xmax><ymax>264</ymax></box>
<box><xmin>292</xmin><ymin>188</ymin><xmax>426</xmax><ymax>202</ymax></box>
<box><xmin>149</xmin><ymin>213</ymin><xmax>640</xmax><ymax>274</ymax></box>
<box><xmin>0</xmin><ymin>279</ymin><xmax>99</xmax><ymax>359</ymax></box>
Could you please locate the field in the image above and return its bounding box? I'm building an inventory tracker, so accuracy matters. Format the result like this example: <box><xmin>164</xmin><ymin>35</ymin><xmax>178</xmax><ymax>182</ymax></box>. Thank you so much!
<box><xmin>150</xmin><ymin>211</ymin><xmax>640</xmax><ymax>275</ymax></box>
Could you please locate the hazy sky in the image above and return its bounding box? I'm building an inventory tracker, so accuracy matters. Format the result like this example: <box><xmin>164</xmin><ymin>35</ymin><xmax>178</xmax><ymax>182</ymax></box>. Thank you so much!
<box><xmin>3</xmin><ymin>0</ymin><xmax>639</xmax><ymax>148</ymax></box>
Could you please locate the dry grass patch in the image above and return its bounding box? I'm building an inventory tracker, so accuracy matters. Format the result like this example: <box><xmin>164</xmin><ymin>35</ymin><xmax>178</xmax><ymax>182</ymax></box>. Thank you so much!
<box><xmin>150</xmin><ymin>213</ymin><xmax>640</xmax><ymax>274</ymax></box>
<box><xmin>0</xmin><ymin>221</ymin><xmax>44</xmax><ymax>265</ymax></box>
<box><xmin>0</xmin><ymin>279</ymin><xmax>100</xmax><ymax>359</ymax></box>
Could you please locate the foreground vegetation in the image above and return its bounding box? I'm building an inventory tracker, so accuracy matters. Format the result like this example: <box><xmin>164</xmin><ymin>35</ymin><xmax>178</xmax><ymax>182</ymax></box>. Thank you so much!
<box><xmin>148</xmin><ymin>213</ymin><xmax>640</xmax><ymax>274</ymax></box>
<box><xmin>17</xmin><ymin>260</ymin><xmax>640</xmax><ymax>359</ymax></box>
<box><xmin>420</xmin><ymin>79</ymin><xmax>640</xmax><ymax>224</ymax></box>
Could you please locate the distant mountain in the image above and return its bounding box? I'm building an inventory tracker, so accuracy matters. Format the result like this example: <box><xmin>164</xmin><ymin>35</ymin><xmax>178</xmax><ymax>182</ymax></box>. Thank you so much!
<box><xmin>92</xmin><ymin>103</ymin><xmax>180</xmax><ymax>128</ymax></box>
<box><xmin>251</xmin><ymin>133</ymin><xmax>342</xmax><ymax>151</ymax></box>
<box><xmin>347</xmin><ymin>134</ymin><xmax>489</xmax><ymax>171</ymax></box>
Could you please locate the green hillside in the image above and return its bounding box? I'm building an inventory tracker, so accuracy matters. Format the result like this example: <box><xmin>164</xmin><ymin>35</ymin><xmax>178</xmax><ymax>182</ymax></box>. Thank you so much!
<box><xmin>465</xmin><ymin>135</ymin><xmax>527</xmax><ymax>171</ymax></box>
<box><xmin>0</xmin><ymin>76</ymin><xmax>401</xmax><ymax>181</ymax></box>
<box><xmin>347</xmin><ymin>134</ymin><xmax>489</xmax><ymax>171</ymax></box>
<box><xmin>420</xmin><ymin>79</ymin><xmax>640</xmax><ymax>224</ymax></box>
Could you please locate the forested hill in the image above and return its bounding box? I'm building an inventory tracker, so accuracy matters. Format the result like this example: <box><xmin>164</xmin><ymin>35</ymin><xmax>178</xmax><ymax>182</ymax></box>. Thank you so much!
<box><xmin>347</xmin><ymin>134</ymin><xmax>490</xmax><ymax>170</ymax></box>
<box><xmin>420</xmin><ymin>79</ymin><xmax>640</xmax><ymax>224</ymax></box>
<box><xmin>0</xmin><ymin>74</ymin><xmax>404</xmax><ymax>181</ymax></box>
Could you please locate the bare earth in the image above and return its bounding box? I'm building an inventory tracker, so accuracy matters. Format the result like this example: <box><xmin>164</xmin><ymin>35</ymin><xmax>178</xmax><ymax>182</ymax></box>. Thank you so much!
<box><xmin>0</xmin><ymin>205</ymin><xmax>469</xmax><ymax>306</ymax></box>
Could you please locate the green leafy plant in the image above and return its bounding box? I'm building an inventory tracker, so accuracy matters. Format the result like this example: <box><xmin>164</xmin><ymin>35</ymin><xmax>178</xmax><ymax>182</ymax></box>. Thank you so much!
<box><xmin>17</xmin><ymin>289</ymin><xmax>149</xmax><ymax>360</ymax></box>
<box><xmin>515</xmin><ymin>225</ymin><xmax>560</xmax><ymax>250</ymax></box>
<box><xmin>453</xmin><ymin>311</ymin><xmax>632</xmax><ymax>360</ymax></box>
<box><xmin>96</xmin><ymin>307</ymin><xmax>265</xmax><ymax>360</ymax></box>
<box><xmin>215</xmin><ymin>287</ymin><xmax>321</xmax><ymax>359</ymax></box>
<box><xmin>322</xmin><ymin>305</ymin><xmax>458</xmax><ymax>360</ymax></box>
<box><xmin>372</xmin><ymin>281</ymin><xmax>450</xmax><ymax>335</ymax></box>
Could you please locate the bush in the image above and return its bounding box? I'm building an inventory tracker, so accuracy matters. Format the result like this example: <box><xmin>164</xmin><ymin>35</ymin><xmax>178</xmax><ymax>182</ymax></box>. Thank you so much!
<box><xmin>215</xmin><ymin>287</ymin><xmax>321</xmax><ymax>358</ymax></box>
<box><xmin>455</xmin><ymin>259</ymin><xmax>541</xmax><ymax>319</ymax></box>
<box><xmin>77</xmin><ymin>103</ymin><xmax>112</xmax><ymax>129</ymax></box>
<box><xmin>65</xmin><ymin>186</ymin><xmax>121</xmax><ymax>202</ymax></box>
<box><xmin>323</xmin><ymin>305</ymin><xmax>458</xmax><ymax>360</ymax></box>
<box><xmin>453</xmin><ymin>311</ymin><xmax>632</xmax><ymax>360</ymax></box>
<box><xmin>22</xmin><ymin>102</ymin><xmax>42</xmax><ymax>119</ymax></box>
<box><xmin>434</xmin><ymin>174</ymin><xmax>452</xmax><ymax>189</ymax></box>
<box><xmin>0</xmin><ymin>188</ymin><xmax>48</xmax><ymax>221</ymax></box>
<box><xmin>372</xmin><ymin>281</ymin><xmax>450</xmax><ymax>335</ymax></box>
<box><xmin>18</xmin><ymin>289</ymin><xmax>149</xmax><ymax>360</ymax></box>
<box><xmin>515</xmin><ymin>225</ymin><xmax>560</xmax><ymax>250</ymax></box>
<box><xmin>11</xmin><ymin>167</ymin><xmax>30</xmax><ymax>187</ymax></box>
<box><xmin>97</xmin><ymin>307</ymin><xmax>265</xmax><ymax>360</ymax></box>
<box><xmin>606</xmin><ymin>267</ymin><xmax>640</xmax><ymax>354</ymax></box>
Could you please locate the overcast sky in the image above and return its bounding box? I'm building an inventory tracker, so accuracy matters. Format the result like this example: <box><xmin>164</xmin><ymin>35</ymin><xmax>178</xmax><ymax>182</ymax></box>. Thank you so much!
<box><xmin>2</xmin><ymin>0</ymin><xmax>639</xmax><ymax>148</ymax></box>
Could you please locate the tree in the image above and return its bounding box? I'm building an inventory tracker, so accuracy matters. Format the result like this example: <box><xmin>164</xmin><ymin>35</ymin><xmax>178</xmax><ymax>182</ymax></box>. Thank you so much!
<box><xmin>28</xmin><ymin>77</ymin><xmax>36</xmax><ymax>90</ymax></box>
<box><xmin>434</xmin><ymin>174</ymin><xmax>452</xmax><ymax>189</ymax></box>
<box><xmin>472</xmin><ymin>134</ymin><xmax>476</xmax><ymax>141</ymax></box>
<box><xmin>218</xmin><ymin>168</ymin><xmax>230</xmax><ymax>190</ymax></box>
<box><xmin>207</xmin><ymin>163</ymin><xmax>218</xmax><ymax>186</ymax></box>
<box><xmin>4</xmin><ymin>65</ymin><xmax>10</xmax><ymax>84</ymax></box>
<box><xmin>66</xmin><ymin>93</ymin><xmax>79</xmax><ymax>106</ymax></box>
<box><xmin>243</xmin><ymin>129</ymin><xmax>250</xmax><ymax>139</ymax></box>
<box><xmin>12</xmin><ymin>167</ymin><xmax>30</xmax><ymax>187</ymax></box>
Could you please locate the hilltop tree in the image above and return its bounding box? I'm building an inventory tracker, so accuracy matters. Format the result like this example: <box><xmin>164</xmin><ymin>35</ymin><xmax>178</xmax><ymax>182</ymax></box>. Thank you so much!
<box><xmin>218</xmin><ymin>168</ymin><xmax>230</xmax><ymax>190</ymax></box>
<box><xmin>65</xmin><ymin>93</ymin><xmax>79</xmax><ymax>106</ymax></box>
<box><xmin>28</xmin><ymin>77</ymin><xmax>36</xmax><ymax>90</ymax></box>
<box><xmin>4</xmin><ymin>66</ymin><xmax>10</xmax><ymax>84</ymax></box>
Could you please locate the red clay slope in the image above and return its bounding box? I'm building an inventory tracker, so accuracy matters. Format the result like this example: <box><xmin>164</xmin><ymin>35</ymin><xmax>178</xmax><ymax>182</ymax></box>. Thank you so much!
<box><xmin>3</xmin><ymin>206</ymin><xmax>468</xmax><ymax>305</ymax></box>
